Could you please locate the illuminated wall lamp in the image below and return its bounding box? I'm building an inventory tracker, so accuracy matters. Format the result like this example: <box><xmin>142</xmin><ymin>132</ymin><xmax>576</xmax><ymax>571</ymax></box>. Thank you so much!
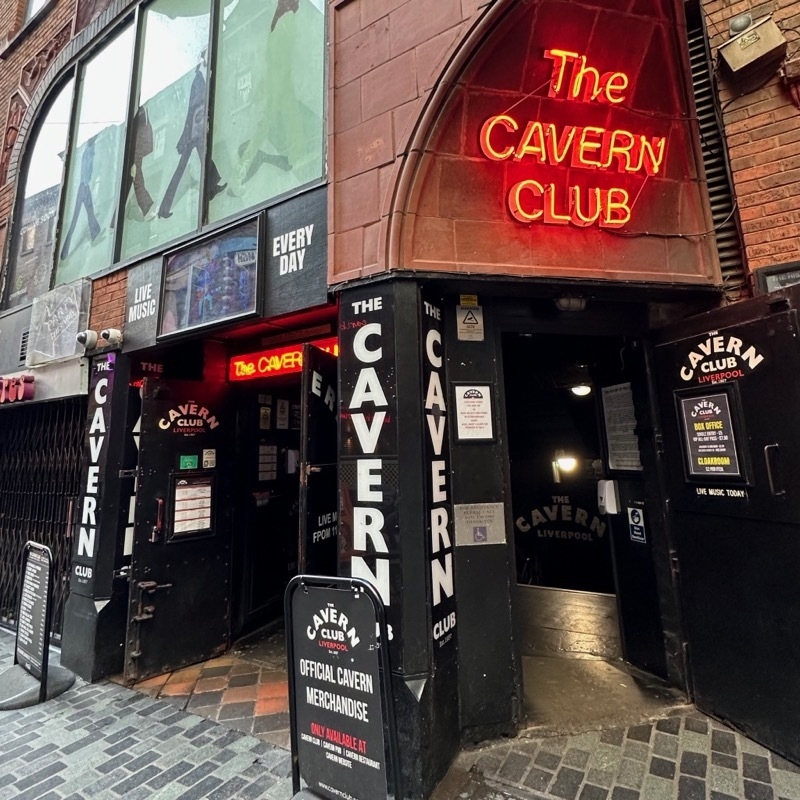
<box><xmin>554</xmin><ymin>294</ymin><xmax>587</xmax><ymax>312</ymax></box>
<box><xmin>570</xmin><ymin>384</ymin><xmax>592</xmax><ymax>397</ymax></box>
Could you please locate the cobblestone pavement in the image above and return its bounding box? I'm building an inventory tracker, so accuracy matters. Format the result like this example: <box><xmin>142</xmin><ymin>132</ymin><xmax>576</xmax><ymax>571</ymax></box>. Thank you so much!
<box><xmin>0</xmin><ymin>629</ymin><xmax>294</xmax><ymax>800</ymax></box>
<box><xmin>4</xmin><ymin>625</ymin><xmax>800</xmax><ymax>799</ymax></box>
<box><xmin>442</xmin><ymin>711</ymin><xmax>800</xmax><ymax>800</ymax></box>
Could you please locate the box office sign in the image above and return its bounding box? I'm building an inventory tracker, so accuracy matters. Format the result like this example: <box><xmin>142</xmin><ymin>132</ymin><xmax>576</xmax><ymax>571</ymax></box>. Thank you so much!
<box><xmin>679</xmin><ymin>392</ymin><xmax>741</xmax><ymax>478</ymax></box>
<box><xmin>286</xmin><ymin>579</ymin><xmax>397</xmax><ymax>800</ymax></box>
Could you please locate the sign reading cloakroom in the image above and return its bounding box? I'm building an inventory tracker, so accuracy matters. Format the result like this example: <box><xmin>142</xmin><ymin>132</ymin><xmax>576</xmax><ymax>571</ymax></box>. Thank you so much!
<box><xmin>680</xmin><ymin>393</ymin><xmax>741</xmax><ymax>478</ymax></box>
<box><xmin>292</xmin><ymin>586</ymin><xmax>388</xmax><ymax>800</ymax></box>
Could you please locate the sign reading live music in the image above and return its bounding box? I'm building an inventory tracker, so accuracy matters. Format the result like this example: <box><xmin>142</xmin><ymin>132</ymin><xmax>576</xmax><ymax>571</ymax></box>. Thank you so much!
<box><xmin>291</xmin><ymin>585</ymin><xmax>388</xmax><ymax>799</ymax></box>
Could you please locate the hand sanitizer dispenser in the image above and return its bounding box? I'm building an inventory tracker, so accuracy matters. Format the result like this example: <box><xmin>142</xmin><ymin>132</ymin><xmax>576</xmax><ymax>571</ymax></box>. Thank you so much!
<box><xmin>597</xmin><ymin>479</ymin><xmax>620</xmax><ymax>515</ymax></box>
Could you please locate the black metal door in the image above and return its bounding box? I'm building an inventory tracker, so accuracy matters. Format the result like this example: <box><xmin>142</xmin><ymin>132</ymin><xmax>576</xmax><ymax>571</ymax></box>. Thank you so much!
<box><xmin>124</xmin><ymin>378</ymin><xmax>231</xmax><ymax>683</ymax></box>
<box><xmin>298</xmin><ymin>344</ymin><xmax>339</xmax><ymax>574</ymax></box>
<box><xmin>654</xmin><ymin>294</ymin><xmax>800</xmax><ymax>762</ymax></box>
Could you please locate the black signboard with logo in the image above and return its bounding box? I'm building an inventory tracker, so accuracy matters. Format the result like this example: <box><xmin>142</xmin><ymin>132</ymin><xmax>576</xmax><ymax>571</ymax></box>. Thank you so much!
<box><xmin>15</xmin><ymin>543</ymin><xmax>54</xmax><ymax>702</ymax></box>
<box><xmin>679</xmin><ymin>391</ymin><xmax>741</xmax><ymax>478</ymax></box>
<box><xmin>285</xmin><ymin>575</ymin><xmax>402</xmax><ymax>800</ymax></box>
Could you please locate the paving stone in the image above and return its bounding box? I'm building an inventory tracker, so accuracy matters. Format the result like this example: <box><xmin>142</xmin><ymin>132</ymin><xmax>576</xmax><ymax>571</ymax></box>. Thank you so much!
<box><xmin>550</xmin><ymin>767</ymin><xmax>585</xmax><ymax>800</ymax></box>
<box><xmin>712</xmin><ymin>752</ymin><xmax>739</xmax><ymax>770</ymax></box>
<box><xmin>536</xmin><ymin>750</ymin><xmax>563</xmax><ymax>770</ymax></box>
<box><xmin>524</xmin><ymin>766</ymin><xmax>554</xmax><ymax>793</ymax></box>
<box><xmin>498</xmin><ymin>751</ymin><xmax>530</xmax><ymax>782</ymax></box>
<box><xmin>712</xmin><ymin>730</ymin><xmax>738</xmax><ymax>755</ymax></box>
<box><xmin>744</xmin><ymin>753</ymin><xmax>773</xmax><ymax>783</ymax></box>
<box><xmin>626</xmin><ymin>725</ymin><xmax>652</xmax><ymax>743</ymax></box>
<box><xmin>678</xmin><ymin>776</ymin><xmax>706</xmax><ymax>800</ymax></box>
<box><xmin>744</xmin><ymin>781</ymin><xmax>775</xmax><ymax>800</ymax></box>
<box><xmin>649</xmin><ymin>757</ymin><xmax>676</xmax><ymax>779</ymax></box>
<box><xmin>564</xmin><ymin>748</ymin><xmax>591</xmax><ymax>769</ymax></box>
<box><xmin>579</xmin><ymin>785</ymin><xmax>609</xmax><ymax>800</ymax></box>
<box><xmin>610</xmin><ymin>788</ymin><xmax>639</xmax><ymax>800</ymax></box>
<box><xmin>685</xmin><ymin>717</ymin><xmax>709</xmax><ymax>735</ymax></box>
<box><xmin>653</xmin><ymin>732</ymin><xmax>679</xmax><ymax>759</ymax></box>
<box><xmin>600</xmin><ymin>729</ymin><xmax>625</xmax><ymax>747</ymax></box>
<box><xmin>681</xmin><ymin>751</ymin><xmax>708</xmax><ymax>778</ymax></box>
<box><xmin>655</xmin><ymin>717</ymin><xmax>681</xmax><ymax>735</ymax></box>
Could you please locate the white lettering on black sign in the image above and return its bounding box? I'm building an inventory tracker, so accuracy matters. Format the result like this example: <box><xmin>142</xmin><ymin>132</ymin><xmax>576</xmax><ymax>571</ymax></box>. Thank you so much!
<box><xmin>128</xmin><ymin>282</ymin><xmax>157</xmax><ymax>322</ymax></box>
<box><xmin>679</xmin><ymin>332</ymin><xmax>764</xmax><ymax>383</ymax></box>
<box><xmin>274</xmin><ymin>224</ymin><xmax>314</xmax><ymax>275</ymax></box>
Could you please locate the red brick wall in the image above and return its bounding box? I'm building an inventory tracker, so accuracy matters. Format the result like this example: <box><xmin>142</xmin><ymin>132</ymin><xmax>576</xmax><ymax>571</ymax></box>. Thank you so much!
<box><xmin>329</xmin><ymin>0</ymin><xmax>485</xmax><ymax>282</ymax></box>
<box><xmin>702</xmin><ymin>0</ymin><xmax>800</xmax><ymax>274</ymax></box>
<box><xmin>89</xmin><ymin>271</ymin><xmax>126</xmax><ymax>332</ymax></box>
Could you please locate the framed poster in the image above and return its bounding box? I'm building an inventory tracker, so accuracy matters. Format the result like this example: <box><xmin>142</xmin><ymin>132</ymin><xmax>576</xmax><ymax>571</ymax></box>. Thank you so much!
<box><xmin>169</xmin><ymin>474</ymin><xmax>214</xmax><ymax>540</ymax></box>
<box><xmin>159</xmin><ymin>218</ymin><xmax>259</xmax><ymax>337</ymax></box>
<box><xmin>453</xmin><ymin>383</ymin><xmax>494</xmax><ymax>442</ymax></box>
<box><xmin>677</xmin><ymin>390</ymin><xmax>743</xmax><ymax>479</ymax></box>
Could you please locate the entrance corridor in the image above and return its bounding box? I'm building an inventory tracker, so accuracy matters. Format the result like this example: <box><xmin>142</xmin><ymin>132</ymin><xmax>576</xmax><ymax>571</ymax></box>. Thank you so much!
<box><xmin>115</xmin><ymin>625</ymin><xmax>291</xmax><ymax>748</ymax></box>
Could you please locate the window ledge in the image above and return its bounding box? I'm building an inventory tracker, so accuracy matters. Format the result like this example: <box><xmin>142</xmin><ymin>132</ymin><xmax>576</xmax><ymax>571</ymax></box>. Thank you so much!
<box><xmin>0</xmin><ymin>0</ymin><xmax>58</xmax><ymax>61</ymax></box>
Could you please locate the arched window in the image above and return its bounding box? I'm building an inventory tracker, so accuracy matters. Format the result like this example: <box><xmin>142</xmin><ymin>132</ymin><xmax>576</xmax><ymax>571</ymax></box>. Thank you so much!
<box><xmin>2</xmin><ymin>0</ymin><xmax>326</xmax><ymax>311</ymax></box>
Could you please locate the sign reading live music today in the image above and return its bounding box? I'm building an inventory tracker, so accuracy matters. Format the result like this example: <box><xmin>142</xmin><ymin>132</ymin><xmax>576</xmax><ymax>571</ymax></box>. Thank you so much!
<box><xmin>291</xmin><ymin>585</ymin><xmax>388</xmax><ymax>799</ymax></box>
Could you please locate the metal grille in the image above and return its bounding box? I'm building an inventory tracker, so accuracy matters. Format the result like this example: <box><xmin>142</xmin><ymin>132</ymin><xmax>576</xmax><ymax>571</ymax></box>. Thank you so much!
<box><xmin>0</xmin><ymin>398</ymin><xmax>86</xmax><ymax>639</ymax></box>
<box><xmin>686</xmin><ymin>5</ymin><xmax>748</xmax><ymax>300</ymax></box>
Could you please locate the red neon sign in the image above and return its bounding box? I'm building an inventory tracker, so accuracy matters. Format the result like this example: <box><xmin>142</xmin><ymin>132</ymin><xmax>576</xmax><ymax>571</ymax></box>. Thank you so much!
<box><xmin>228</xmin><ymin>337</ymin><xmax>338</xmax><ymax>382</ymax></box>
<box><xmin>479</xmin><ymin>49</ymin><xmax>669</xmax><ymax>229</ymax></box>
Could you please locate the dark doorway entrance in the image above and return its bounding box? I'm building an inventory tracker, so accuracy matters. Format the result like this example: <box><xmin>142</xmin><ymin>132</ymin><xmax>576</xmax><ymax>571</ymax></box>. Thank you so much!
<box><xmin>230</xmin><ymin>343</ymin><xmax>338</xmax><ymax>638</ymax></box>
<box><xmin>502</xmin><ymin>332</ymin><xmax>675</xmax><ymax>730</ymax></box>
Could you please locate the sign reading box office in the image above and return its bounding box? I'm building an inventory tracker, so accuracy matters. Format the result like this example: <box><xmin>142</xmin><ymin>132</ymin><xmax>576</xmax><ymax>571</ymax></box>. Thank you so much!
<box><xmin>679</xmin><ymin>391</ymin><xmax>742</xmax><ymax>478</ymax></box>
<box><xmin>288</xmin><ymin>582</ymin><xmax>391</xmax><ymax>800</ymax></box>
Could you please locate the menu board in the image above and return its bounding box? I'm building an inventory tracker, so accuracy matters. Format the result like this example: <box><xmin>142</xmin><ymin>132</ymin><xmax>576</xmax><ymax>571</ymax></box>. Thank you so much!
<box><xmin>15</xmin><ymin>546</ymin><xmax>51</xmax><ymax>681</ymax></box>
<box><xmin>680</xmin><ymin>392</ymin><xmax>741</xmax><ymax>478</ymax></box>
<box><xmin>171</xmin><ymin>476</ymin><xmax>213</xmax><ymax>538</ymax></box>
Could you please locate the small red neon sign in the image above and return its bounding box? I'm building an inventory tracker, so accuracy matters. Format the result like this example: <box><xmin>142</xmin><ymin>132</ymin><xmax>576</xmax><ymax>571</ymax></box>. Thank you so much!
<box><xmin>479</xmin><ymin>49</ymin><xmax>669</xmax><ymax>229</ymax></box>
<box><xmin>228</xmin><ymin>337</ymin><xmax>339</xmax><ymax>382</ymax></box>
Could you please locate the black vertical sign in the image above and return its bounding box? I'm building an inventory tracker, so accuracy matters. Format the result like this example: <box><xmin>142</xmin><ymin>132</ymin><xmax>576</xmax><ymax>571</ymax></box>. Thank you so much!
<box><xmin>289</xmin><ymin>583</ymin><xmax>389</xmax><ymax>799</ymax></box>
<box><xmin>15</xmin><ymin>544</ymin><xmax>53</xmax><ymax>697</ymax></box>
<box><xmin>339</xmin><ymin>289</ymin><xmax>402</xmax><ymax>660</ymax></box>
<box><xmin>300</xmin><ymin>344</ymin><xmax>339</xmax><ymax>575</ymax></box>
<box><xmin>421</xmin><ymin>295</ymin><xmax>457</xmax><ymax>661</ymax></box>
<box><xmin>70</xmin><ymin>353</ymin><xmax>116</xmax><ymax>595</ymax></box>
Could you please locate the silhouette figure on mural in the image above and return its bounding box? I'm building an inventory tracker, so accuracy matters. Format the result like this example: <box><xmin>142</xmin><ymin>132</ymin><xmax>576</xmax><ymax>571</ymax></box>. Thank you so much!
<box><xmin>60</xmin><ymin>136</ymin><xmax>101</xmax><ymax>260</ymax></box>
<box><xmin>158</xmin><ymin>58</ymin><xmax>225</xmax><ymax>219</ymax></box>
<box><xmin>230</xmin><ymin>0</ymin><xmax>300</xmax><ymax>193</ymax></box>
<box><xmin>126</xmin><ymin>105</ymin><xmax>155</xmax><ymax>219</ymax></box>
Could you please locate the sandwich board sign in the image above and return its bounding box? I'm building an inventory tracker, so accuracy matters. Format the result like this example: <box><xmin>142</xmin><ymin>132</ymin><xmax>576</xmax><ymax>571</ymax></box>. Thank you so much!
<box><xmin>285</xmin><ymin>575</ymin><xmax>402</xmax><ymax>800</ymax></box>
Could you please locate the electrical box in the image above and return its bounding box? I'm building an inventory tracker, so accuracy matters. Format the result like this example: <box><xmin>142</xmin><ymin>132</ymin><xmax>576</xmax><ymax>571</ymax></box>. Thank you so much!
<box><xmin>718</xmin><ymin>17</ymin><xmax>787</xmax><ymax>76</ymax></box>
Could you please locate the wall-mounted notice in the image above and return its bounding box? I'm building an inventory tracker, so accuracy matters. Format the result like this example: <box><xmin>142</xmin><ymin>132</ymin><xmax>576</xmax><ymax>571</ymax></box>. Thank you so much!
<box><xmin>454</xmin><ymin>384</ymin><xmax>494</xmax><ymax>441</ymax></box>
<box><xmin>277</xmin><ymin>399</ymin><xmax>289</xmax><ymax>430</ymax></box>
<box><xmin>680</xmin><ymin>392</ymin><xmax>741</xmax><ymax>478</ymax></box>
<box><xmin>259</xmin><ymin>444</ymin><xmax>278</xmax><ymax>481</ymax></box>
<box><xmin>602</xmin><ymin>383</ymin><xmax>643</xmax><ymax>471</ymax></box>
<box><xmin>172</xmin><ymin>478</ymin><xmax>213</xmax><ymax>536</ymax></box>
<box><xmin>454</xmin><ymin>503</ymin><xmax>506</xmax><ymax>546</ymax></box>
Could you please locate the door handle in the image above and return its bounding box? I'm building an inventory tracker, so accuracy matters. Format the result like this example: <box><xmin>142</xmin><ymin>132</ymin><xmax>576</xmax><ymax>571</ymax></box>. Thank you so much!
<box><xmin>149</xmin><ymin>498</ymin><xmax>164</xmax><ymax>543</ymax></box>
<box><xmin>764</xmin><ymin>444</ymin><xmax>785</xmax><ymax>497</ymax></box>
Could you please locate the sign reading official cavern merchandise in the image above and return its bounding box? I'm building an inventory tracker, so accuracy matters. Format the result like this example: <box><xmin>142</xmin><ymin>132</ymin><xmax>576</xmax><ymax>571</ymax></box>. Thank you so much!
<box><xmin>291</xmin><ymin>585</ymin><xmax>388</xmax><ymax>800</ymax></box>
<box><xmin>680</xmin><ymin>393</ymin><xmax>741</xmax><ymax>477</ymax></box>
<box><xmin>15</xmin><ymin>545</ymin><xmax>52</xmax><ymax>682</ymax></box>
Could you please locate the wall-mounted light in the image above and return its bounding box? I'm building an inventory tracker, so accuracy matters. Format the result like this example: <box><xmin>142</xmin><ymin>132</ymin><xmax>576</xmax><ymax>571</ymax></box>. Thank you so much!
<box><xmin>552</xmin><ymin>449</ymin><xmax>578</xmax><ymax>482</ymax></box>
<box><xmin>554</xmin><ymin>294</ymin><xmax>587</xmax><ymax>312</ymax></box>
<box><xmin>570</xmin><ymin>384</ymin><xmax>592</xmax><ymax>397</ymax></box>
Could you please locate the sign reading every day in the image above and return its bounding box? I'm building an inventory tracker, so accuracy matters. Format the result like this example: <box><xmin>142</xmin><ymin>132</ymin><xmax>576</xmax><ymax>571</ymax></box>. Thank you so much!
<box><xmin>291</xmin><ymin>585</ymin><xmax>388</xmax><ymax>800</ymax></box>
<box><xmin>680</xmin><ymin>393</ymin><xmax>741</xmax><ymax>478</ymax></box>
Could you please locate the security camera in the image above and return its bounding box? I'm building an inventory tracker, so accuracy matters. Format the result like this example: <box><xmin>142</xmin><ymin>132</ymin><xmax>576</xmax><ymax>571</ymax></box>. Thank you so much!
<box><xmin>76</xmin><ymin>330</ymin><xmax>98</xmax><ymax>349</ymax></box>
<box><xmin>100</xmin><ymin>328</ymin><xmax>123</xmax><ymax>346</ymax></box>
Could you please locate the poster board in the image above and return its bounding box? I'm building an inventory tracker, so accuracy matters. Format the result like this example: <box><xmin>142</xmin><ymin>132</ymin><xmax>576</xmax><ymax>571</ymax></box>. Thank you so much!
<box><xmin>285</xmin><ymin>576</ymin><xmax>402</xmax><ymax>800</ymax></box>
